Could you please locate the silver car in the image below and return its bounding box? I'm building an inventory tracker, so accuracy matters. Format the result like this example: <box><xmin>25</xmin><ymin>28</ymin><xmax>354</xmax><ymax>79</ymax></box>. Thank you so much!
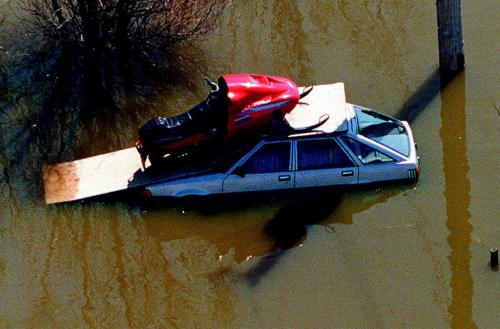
<box><xmin>143</xmin><ymin>104</ymin><xmax>419</xmax><ymax>198</ymax></box>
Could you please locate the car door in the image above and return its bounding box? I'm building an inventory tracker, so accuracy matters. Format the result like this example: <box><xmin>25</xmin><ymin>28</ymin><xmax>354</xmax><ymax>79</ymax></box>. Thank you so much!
<box><xmin>338</xmin><ymin>136</ymin><xmax>399</xmax><ymax>183</ymax></box>
<box><xmin>222</xmin><ymin>141</ymin><xmax>293</xmax><ymax>193</ymax></box>
<box><xmin>294</xmin><ymin>138</ymin><xmax>358</xmax><ymax>189</ymax></box>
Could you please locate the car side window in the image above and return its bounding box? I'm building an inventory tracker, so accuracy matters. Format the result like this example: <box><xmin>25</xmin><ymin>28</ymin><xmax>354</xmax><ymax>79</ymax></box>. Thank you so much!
<box><xmin>297</xmin><ymin>139</ymin><xmax>354</xmax><ymax>170</ymax></box>
<box><xmin>242</xmin><ymin>142</ymin><xmax>290</xmax><ymax>173</ymax></box>
<box><xmin>340</xmin><ymin>137</ymin><xmax>394</xmax><ymax>164</ymax></box>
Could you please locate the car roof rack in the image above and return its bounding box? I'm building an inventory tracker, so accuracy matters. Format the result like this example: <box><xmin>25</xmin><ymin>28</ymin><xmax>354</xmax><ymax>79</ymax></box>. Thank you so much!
<box><xmin>259</xmin><ymin>128</ymin><xmax>342</xmax><ymax>140</ymax></box>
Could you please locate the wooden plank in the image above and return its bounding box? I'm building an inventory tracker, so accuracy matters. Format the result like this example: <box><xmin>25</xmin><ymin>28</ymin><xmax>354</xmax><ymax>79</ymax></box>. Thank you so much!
<box><xmin>436</xmin><ymin>0</ymin><xmax>465</xmax><ymax>79</ymax></box>
<box><xmin>43</xmin><ymin>148</ymin><xmax>142</xmax><ymax>204</ymax></box>
<box><xmin>42</xmin><ymin>147</ymin><xmax>214</xmax><ymax>204</ymax></box>
<box><xmin>43</xmin><ymin>83</ymin><xmax>348</xmax><ymax>204</ymax></box>
<box><xmin>285</xmin><ymin>83</ymin><xmax>348</xmax><ymax>133</ymax></box>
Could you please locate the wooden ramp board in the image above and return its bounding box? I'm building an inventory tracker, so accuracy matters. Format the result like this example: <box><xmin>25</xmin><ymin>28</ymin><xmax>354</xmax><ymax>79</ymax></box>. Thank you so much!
<box><xmin>43</xmin><ymin>148</ymin><xmax>148</xmax><ymax>204</ymax></box>
<box><xmin>42</xmin><ymin>148</ymin><xmax>212</xmax><ymax>204</ymax></box>
<box><xmin>43</xmin><ymin>83</ymin><xmax>348</xmax><ymax>204</ymax></box>
<box><xmin>286</xmin><ymin>83</ymin><xmax>350</xmax><ymax>133</ymax></box>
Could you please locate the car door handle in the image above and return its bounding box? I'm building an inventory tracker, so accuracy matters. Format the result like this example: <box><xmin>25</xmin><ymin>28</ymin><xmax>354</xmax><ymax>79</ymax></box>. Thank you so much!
<box><xmin>278</xmin><ymin>175</ymin><xmax>291</xmax><ymax>181</ymax></box>
<box><xmin>341</xmin><ymin>170</ymin><xmax>354</xmax><ymax>177</ymax></box>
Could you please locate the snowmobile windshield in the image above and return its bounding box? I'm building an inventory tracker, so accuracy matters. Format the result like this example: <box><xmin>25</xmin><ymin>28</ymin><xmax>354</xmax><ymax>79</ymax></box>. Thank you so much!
<box><xmin>354</xmin><ymin>105</ymin><xmax>410</xmax><ymax>156</ymax></box>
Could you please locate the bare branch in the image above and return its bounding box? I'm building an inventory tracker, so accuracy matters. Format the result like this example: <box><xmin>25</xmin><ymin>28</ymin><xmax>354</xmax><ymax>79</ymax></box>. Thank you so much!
<box><xmin>17</xmin><ymin>0</ymin><xmax>227</xmax><ymax>67</ymax></box>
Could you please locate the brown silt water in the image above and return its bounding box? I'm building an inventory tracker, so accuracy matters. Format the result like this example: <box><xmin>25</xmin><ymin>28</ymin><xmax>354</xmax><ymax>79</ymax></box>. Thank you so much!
<box><xmin>0</xmin><ymin>1</ymin><xmax>499</xmax><ymax>328</ymax></box>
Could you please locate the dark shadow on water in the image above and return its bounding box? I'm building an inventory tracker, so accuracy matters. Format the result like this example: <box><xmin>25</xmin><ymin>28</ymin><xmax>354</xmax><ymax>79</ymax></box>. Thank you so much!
<box><xmin>244</xmin><ymin>193</ymin><xmax>341</xmax><ymax>286</ymax></box>
<box><xmin>395</xmin><ymin>67</ymin><xmax>458</xmax><ymax>123</ymax></box>
<box><xmin>396</xmin><ymin>68</ymin><xmax>440</xmax><ymax>123</ymax></box>
<box><xmin>107</xmin><ymin>181</ymin><xmax>413</xmax><ymax>286</ymax></box>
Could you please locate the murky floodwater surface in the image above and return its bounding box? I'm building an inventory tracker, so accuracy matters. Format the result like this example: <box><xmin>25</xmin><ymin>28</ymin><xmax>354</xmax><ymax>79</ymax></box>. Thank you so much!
<box><xmin>0</xmin><ymin>1</ymin><xmax>499</xmax><ymax>328</ymax></box>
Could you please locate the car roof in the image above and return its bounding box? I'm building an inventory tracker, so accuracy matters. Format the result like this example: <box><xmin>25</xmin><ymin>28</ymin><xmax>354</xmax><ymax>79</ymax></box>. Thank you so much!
<box><xmin>260</xmin><ymin>129</ymin><xmax>345</xmax><ymax>142</ymax></box>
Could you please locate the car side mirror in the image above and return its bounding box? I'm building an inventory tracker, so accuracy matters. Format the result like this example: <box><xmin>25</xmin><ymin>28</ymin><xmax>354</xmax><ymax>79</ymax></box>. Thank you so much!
<box><xmin>233</xmin><ymin>166</ymin><xmax>246</xmax><ymax>178</ymax></box>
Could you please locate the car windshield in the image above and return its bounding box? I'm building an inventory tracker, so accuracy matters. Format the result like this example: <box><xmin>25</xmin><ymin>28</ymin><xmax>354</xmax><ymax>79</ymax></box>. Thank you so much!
<box><xmin>354</xmin><ymin>106</ymin><xmax>410</xmax><ymax>156</ymax></box>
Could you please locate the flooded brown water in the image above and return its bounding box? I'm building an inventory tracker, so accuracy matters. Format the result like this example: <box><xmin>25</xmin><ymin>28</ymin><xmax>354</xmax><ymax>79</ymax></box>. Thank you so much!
<box><xmin>1</xmin><ymin>1</ymin><xmax>499</xmax><ymax>328</ymax></box>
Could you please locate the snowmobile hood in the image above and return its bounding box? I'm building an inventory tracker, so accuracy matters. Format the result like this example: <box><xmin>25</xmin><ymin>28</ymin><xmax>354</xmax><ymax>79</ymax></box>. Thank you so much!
<box><xmin>221</xmin><ymin>74</ymin><xmax>299</xmax><ymax>112</ymax></box>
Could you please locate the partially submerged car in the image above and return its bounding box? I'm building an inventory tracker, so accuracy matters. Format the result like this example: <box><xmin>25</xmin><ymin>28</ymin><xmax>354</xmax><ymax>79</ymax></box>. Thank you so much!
<box><xmin>142</xmin><ymin>102</ymin><xmax>419</xmax><ymax>198</ymax></box>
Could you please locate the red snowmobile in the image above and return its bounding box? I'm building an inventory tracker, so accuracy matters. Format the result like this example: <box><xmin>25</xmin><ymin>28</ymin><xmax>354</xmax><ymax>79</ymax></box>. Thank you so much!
<box><xmin>136</xmin><ymin>74</ymin><xmax>312</xmax><ymax>167</ymax></box>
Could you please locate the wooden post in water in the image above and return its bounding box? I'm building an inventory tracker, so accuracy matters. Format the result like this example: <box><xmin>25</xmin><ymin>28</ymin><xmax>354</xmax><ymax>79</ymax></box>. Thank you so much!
<box><xmin>436</xmin><ymin>0</ymin><xmax>465</xmax><ymax>81</ymax></box>
<box><xmin>491</xmin><ymin>248</ymin><xmax>499</xmax><ymax>270</ymax></box>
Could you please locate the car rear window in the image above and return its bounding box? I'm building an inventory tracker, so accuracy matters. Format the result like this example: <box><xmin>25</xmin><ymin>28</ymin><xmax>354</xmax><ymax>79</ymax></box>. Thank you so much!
<box><xmin>354</xmin><ymin>106</ymin><xmax>410</xmax><ymax>156</ymax></box>
<box><xmin>340</xmin><ymin>137</ymin><xmax>395</xmax><ymax>165</ymax></box>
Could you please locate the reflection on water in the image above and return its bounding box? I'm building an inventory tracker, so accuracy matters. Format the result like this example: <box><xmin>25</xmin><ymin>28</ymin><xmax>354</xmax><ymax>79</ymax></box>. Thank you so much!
<box><xmin>440</xmin><ymin>72</ymin><xmax>477</xmax><ymax>329</ymax></box>
<box><xmin>140</xmin><ymin>185</ymin><xmax>405</xmax><ymax>260</ymax></box>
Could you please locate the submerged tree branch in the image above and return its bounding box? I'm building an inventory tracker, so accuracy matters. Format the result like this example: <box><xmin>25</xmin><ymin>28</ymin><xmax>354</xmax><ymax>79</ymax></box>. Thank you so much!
<box><xmin>17</xmin><ymin>0</ymin><xmax>228</xmax><ymax>69</ymax></box>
